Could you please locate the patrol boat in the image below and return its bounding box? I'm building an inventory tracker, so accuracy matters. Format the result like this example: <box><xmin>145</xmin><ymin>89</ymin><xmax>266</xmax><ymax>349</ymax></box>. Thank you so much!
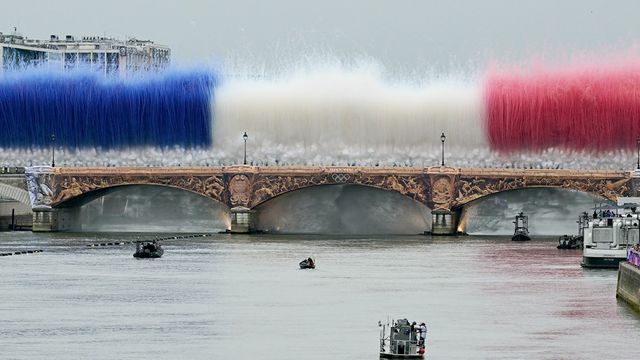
<box><xmin>511</xmin><ymin>212</ymin><xmax>531</xmax><ymax>241</ymax></box>
<box><xmin>582</xmin><ymin>203</ymin><xmax>640</xmax><ymax>268</ymax></box>
<box><xmin>133</xmin><ymin>241</ymin><xmax>164</xmax><ymax>258</ymax></box>
<box><xmin>557</xmin><ymin>212</ymin><xmax>589</xmax><ymax>249</ymax></box>
<box><xmin>379</xmin><ymin>319</ymin><xmax>425</xmax><ymax>359</ymax></box>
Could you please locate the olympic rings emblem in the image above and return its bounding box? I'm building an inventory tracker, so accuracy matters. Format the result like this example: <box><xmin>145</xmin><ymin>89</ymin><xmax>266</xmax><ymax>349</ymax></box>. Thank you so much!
<box><xmin>331</xmin><ymin>173</ymin><xmax>351</xmax><ymax>182</ymax></box>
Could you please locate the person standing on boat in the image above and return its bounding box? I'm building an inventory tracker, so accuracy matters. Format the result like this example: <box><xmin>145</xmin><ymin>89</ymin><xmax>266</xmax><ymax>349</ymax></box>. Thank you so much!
<box><xmin>410</xmin><ymin>321</ymin><xmax>417</xmax><ymax>341</ymax></box>
<box><xmin>418</xmin><ymin>322</ymin><xmax>427</xmax><ymax>347</ymax></box>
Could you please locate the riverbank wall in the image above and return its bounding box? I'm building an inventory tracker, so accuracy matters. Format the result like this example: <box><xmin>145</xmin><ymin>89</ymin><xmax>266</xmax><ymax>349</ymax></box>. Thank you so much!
<box><xmin>617</xmin><ymin>260</ymin><xmax>640</xmax><ymax>312</ymax></box>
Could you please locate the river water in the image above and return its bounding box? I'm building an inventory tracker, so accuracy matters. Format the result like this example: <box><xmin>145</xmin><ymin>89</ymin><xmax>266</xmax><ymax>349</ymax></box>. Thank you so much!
<box><xmin>1</xmin><ymin>232</ymin><xmax>639</xmax><ymax>360</ymax></box>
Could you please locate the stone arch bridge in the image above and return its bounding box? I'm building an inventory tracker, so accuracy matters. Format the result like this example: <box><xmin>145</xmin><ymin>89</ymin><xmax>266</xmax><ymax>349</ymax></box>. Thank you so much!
<box><xmin>24</xmin><ymin>165</ymin><xmax>640</xmax><ymax>233</ymax></box>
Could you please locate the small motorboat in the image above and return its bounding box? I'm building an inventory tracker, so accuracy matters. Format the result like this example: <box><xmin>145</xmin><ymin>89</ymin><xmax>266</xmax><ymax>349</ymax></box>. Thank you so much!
<box><xmin>557</xmin><ymin>235</ymin><xmax>583</xmax><ymax>249</ymax></box>
<box><xmin>379</xmin><ymin>318</ymin><xmax>426</xmax><ymax>359</ymax></box>
<box><xmin>133</xmin><ymin>241</ymin><xmax>164</xmax><ymax>258</ymax></box>
<box><xmin>511</xmin><ymin>212</ymin><xmax>531</xmax><ymax>241</ymax></box>
<box><xmin>299</xmin><ymin>257</ymin><xmax>315</xmax><ymax>269</ymax></box>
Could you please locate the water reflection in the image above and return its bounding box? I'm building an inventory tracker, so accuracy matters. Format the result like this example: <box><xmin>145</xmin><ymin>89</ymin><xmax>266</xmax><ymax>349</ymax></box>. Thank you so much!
<box><xmin>0</xmin><ymin>232</ymin><xmax>638</xmax><ymax>360</ymax></box>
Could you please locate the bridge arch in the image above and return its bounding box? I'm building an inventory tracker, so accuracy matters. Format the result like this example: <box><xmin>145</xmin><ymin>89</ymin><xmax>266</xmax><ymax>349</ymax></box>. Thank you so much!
<box><xmin>455</xmin><ymin>187</ymin><xmax>611</xmax><ymax>235</ymax></box>
<box><xmin>251</xmin><ymin>181</ymin><xmax>429</xmax><ymax>209</ymax></box>
<box><xmin>251</xmin><ymin>183</ymin><xmax>432</xmax><ymax>234</ymax></box>
<box><xmin>53</xmin><ymin>182</ymin><xmax>229</xmax><ymax>209</ymax></box>
<box><xmin>0</xmin><ymin>183</ymin><xmax>30</xmax><ymax>206</ymax></box>
<box><xmin>51</xmin><ymin>174</ymin><xmax>226</xmax><ymax>208</ymax></box>
<box><xmin>451</xmin><ymin>175</ymin><xmax>631</xmax><ymax>210</ymax></box>
<box><xmin>247</xmin><ymin>172</ymin><xmax>430</xmax><ymax>209</ymax></box>
<box><xmin>452</xmin><ymin>184</ymin><xmax>613</xmax><ymax>210</ymax></box>
<box><xmin>53</xmin><ymin>183</ymin><xmax>231</xmax><ymax>233</ymax></box>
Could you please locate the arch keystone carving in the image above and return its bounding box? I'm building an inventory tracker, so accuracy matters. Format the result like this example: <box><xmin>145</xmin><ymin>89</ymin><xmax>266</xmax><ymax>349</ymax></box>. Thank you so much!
<box><xmin>429</xmin><ymin>174</ymin><xmax>456</xmax><ymax>211</ymax></box>
<box><xmin>229</xmin><ymin>174</ymin><xmax>252</xmax><ymax>207</ymax></box>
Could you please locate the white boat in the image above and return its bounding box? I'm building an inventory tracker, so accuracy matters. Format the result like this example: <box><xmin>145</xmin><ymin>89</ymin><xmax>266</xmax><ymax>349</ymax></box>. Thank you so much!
<box><xmin>379</xmin><ymin>319</ymin><xmax>425</xmax><ymax>359</ymax></box>
<box><xmin>582</xmin><ymin>203</ymin><xmax>640</xmax><ymax>268</ymax></box>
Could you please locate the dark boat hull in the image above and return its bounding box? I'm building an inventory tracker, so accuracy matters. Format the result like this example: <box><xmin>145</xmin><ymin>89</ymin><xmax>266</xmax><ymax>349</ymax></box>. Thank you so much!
<box><xmin>581</xmin><ymin>256</ymin><xmax>625</xmax><ymax>268</ymax></box>
<box><xmin>134</xmin><ymin>248</ymin><xmax>164</xmax><ymax>258</ymax></box>
<box><xmin>299</xmin><ymin>260</ymin><xmax>315</xmax><ymax>269</ymax></box>
<box><xmin>379</xmin><ymin>353</ymin><xmax>424</xmax><ymax>359</ymax></box>
<box><xmin>511</xmin><ymin>234</ymin><xmax>531</xmax><ymax>241</ymax></box>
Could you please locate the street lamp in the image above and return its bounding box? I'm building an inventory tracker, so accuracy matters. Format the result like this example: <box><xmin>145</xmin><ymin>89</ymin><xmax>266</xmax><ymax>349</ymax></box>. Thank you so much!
<box><xmin>637</xmin><ymin>137</ymin><xmax>640</xmax><ymax>170</ymax></box>
<box><xmin>440</xmin><ymin>132</ymin><xmax>446</xmax><ymax>167</ymax></box>
<box><xmin>50</xmin><ymin>133</ymin><xmax>56</xmax><ymax>167</ymax></box>
<box><xmin>243</xmin><ymin>132</ymin><xmax>248</xmax><ymax>165</ymax></box>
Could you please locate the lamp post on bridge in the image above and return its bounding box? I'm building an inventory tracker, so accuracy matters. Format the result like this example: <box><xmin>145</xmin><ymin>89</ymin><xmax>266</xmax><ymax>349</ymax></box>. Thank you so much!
<box><xmin>440</xmin><ymin>132</ymin><xmax>446</xmax><ymax>167</ymax></box>
<box><xmin>51</xmin><ymin>133</ymin><xmax>56</xmax><ymax>167</ymax></box>
<box><xmin>243</xmin><ymin>132</ymin><xmax>248</xmax><ymax>165</ymax></box>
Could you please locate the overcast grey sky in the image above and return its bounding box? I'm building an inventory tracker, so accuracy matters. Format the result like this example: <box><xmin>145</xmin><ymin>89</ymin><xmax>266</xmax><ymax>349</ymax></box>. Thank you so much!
<box><xmin>5</xmin><ymin>0</ymin><xmax>640</xmax><ymax>73</ymax></box>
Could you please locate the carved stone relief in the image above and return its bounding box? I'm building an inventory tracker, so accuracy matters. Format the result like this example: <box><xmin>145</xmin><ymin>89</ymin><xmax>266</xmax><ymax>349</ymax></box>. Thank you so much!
<box><xmin>25</xmin><ymin>166</ymin><xmax>54</xmax><ymax>209</ymax></box>
<box><xmin>228</xmin><ymin>174</ymin><xmax>252</xmax><ymax>207</ymax></box>
<box><xmin>429</xmin><ymin>175</ymin><xmax>456</xmax><ymax>210</ymax></box>
<box><xmin>51</xmin><ymin>174</ymin><xmax>225</xmax><ymax>205</ymax></box>
<box><xmin>250</xmin><ymin>173</ymin><xmax>429</xmax><ymax>207</ymax></box>
<box><xmin>454</xmin><ymin>175</ymin><xmax>631</xmax><ymax>207</ymax></box>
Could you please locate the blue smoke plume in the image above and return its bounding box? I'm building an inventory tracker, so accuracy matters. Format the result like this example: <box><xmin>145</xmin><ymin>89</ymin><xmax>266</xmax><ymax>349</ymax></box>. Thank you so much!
<box><xmin>0</xmin><ymin>67</ymin><xmax>216</xmax><ymax>149</ymax></box>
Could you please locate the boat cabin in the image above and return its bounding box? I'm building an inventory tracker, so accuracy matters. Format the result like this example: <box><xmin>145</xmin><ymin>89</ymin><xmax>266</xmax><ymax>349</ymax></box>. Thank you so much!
<box><xmin>379</xmin><ymin>319</ymin><xmax>424</xmax><ymax>359</ymax></box>
<box><xmin>582</xmin><ymin>202</ymin><xmax>640</xmax><ymax>267</ymax></box>
<box><xmin>587</xmin><ymin>204</ymin><xmax>640</xmax><ymax>249</ymax></box>
<box><xmin>512</xmin><ymin>212</ymin><xmax>530</xmax><ymax>241</ymax></box>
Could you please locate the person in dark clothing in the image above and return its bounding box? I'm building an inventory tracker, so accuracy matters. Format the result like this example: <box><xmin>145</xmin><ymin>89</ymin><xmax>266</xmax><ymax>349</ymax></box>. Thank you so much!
<box><xmin>410</xmin><ymin>321</ymin><xmax>418</xmax><ymax>341</ymax></box>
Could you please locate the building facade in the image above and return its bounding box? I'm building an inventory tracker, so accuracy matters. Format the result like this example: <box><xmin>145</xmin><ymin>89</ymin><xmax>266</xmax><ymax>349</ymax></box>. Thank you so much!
<box><xmin>0</xmin><ymin>30</ymin><xmax>170</xmax><ymax>74</ymax></box>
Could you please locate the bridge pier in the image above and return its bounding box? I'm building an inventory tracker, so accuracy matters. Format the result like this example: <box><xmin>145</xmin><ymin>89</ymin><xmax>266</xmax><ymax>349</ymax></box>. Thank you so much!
<box><xmin>32</xmin><ymin>209</ymin><xmax>58</xmax><ymax>232</ymax></box>
<box><xmin>229</xmin><ymin>206</ymin><xmax>256</xmax><ymax>233</ymax></box>
<box><xmin>431</xmin><ymin>209</ymin><xmax>458</xmax><ymax>235</ymax></box>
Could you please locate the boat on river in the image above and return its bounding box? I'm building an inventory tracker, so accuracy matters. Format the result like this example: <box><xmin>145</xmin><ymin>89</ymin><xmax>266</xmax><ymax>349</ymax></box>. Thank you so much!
<box><xmin>511</xmin><ymin>212</ymin><xmax>530</xmax><ymax>241</ymax></box>
<box><xmin>558</xmin><ymin>212</ymin><xmax>588</xmax><ymax>249</ymax></box>
<box><xmin>557</xmin><ymin>235</ymin><xmax>583</xmax><ymax>249</ymax></box>
<box><xmin>379</xmin><ymin>319</ymin><xmax>425</xmax><ymax>359</ymax></box>
<box><xmin>134</xmin><ymin>241</ymin><xmax>164</xmax><ymax>258</ymax></box>
<box><xmin>582</xmin><ymin>203</ymin><xmax>640</xmax><ymax>268</ymax></box>
<box><xmin>299</xmin><ymin>257</ymin><xmax>315</xmax><ymax>269</ymax></box>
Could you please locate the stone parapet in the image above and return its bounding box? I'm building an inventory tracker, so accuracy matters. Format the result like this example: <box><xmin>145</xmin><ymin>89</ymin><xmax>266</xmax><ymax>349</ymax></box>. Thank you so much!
<box><xmin>617</xmin><ymin>262</ymin><xmax>640</xmax><ymax>312</ymax></box>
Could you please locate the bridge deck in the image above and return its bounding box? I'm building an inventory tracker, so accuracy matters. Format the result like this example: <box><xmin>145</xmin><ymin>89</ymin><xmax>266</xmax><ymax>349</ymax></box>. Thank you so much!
<box><xmin>50</xmin><ymin>165</ymin><xmax>632</xmax><ymax>178</ymax></box>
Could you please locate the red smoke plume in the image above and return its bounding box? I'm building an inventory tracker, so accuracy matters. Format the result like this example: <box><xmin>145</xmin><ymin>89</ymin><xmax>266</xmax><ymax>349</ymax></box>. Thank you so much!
<box><xmin>485</xmin><ymin>61</ymin><xmax>640</xmax><ymax>152</ymax></box>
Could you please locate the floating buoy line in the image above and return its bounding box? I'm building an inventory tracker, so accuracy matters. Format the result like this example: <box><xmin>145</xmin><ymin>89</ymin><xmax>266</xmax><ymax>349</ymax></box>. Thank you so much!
<box><xmin>86</xmin><ymin>233</ymin><xmax>214</xmax><ymax>248</ymax></box>
<box><xmin>0</xmin><ymin>234</ymin><xmax>215</xmax><ymax>257</ymax></box>
<box><xmin>0</xmin><ymin>249</ymin><xmax>43</xmax><ymax>256</ymax></box>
